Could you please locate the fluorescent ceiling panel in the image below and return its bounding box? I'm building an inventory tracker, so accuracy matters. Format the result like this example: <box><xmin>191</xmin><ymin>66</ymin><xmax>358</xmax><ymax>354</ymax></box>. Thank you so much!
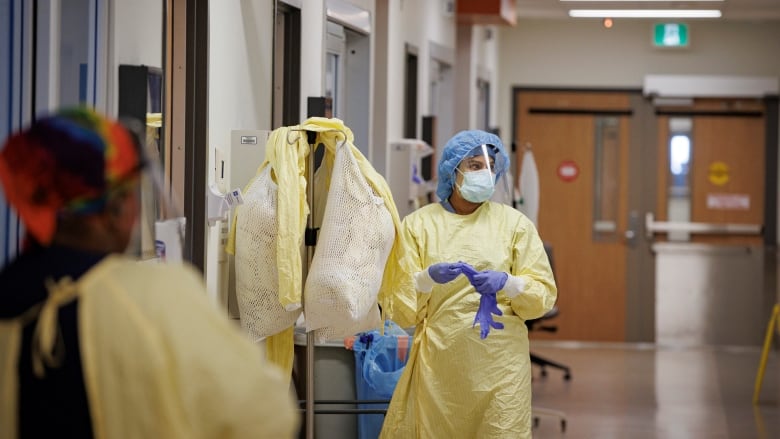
<box><xmin>569</xmin><ymin>9</ymin><xmax>723</xmax><ymax>17</ymax></box>
<box><xmin>562</xmin><ymin>0</ymin><xmax>722</xmax><ymax>2</ymax></box>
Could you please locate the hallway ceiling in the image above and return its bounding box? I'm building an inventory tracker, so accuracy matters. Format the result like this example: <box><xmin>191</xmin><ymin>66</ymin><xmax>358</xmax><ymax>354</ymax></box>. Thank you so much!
<box><xmin>516</xmin><ymin>0</ymin><xmax>780</xmax><ymax>21</ymax></box>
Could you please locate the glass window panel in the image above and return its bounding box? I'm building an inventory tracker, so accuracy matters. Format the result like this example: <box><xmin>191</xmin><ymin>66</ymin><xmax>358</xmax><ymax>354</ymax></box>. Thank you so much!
<box><xmin>325</xmin><ymin>52</ymin><xmax>339</xmax><ymax>116</ymax></box>
<box><xmin>476</xmin><ymin>79</ymin><xmax>490</xmax><ymax>131</ymax></box>
<box><xmin>593</xmin><ymin>117</ymin><xmax>620</xmax><ymax>240</ymax></box>
<box><xmin>59</xmin><ymin>0</ymin><xmax>91</xmax><ymax>106</ymax></box>
<box><xmin>667</xmin><ymin>117</ymin><xmax>692</xmax><ymax>241</ymax></box>
<box><xmin>670</xmin><ymin>135</ymin><xmax>690</xmax><ymax>176</ymax></box>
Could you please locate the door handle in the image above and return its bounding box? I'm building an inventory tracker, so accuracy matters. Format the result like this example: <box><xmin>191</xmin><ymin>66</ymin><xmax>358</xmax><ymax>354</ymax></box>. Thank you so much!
<box><xmin>644</xmin><ymin>212</ymin><xmax>762</xmax><ymax>237</ymax></box>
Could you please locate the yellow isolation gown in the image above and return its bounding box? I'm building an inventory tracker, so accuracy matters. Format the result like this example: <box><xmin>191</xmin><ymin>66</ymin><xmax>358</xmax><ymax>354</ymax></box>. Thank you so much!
<box><xmin>380</xmin><ymin>201</ymin><xmax>557</xmax><ymax>439</ymax></box>
<box><xmin>0</xmin><ymin>256</ymin><xmax>299</xmax><ymax>439</ymax></box>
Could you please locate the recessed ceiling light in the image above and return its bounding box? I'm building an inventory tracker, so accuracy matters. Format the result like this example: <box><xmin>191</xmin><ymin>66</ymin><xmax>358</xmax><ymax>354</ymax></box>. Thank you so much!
<box><xmin>568</xmin><ymin>9</ymin><xmax>722</xmax><ymax>18</ymax></box>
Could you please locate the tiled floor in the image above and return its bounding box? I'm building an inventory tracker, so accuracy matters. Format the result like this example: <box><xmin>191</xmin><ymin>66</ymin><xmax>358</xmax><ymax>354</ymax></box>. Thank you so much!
<box><xmin>529</xmin><ymin>342</ymin><xmax>780</xmax><ymax>439</ymax></box>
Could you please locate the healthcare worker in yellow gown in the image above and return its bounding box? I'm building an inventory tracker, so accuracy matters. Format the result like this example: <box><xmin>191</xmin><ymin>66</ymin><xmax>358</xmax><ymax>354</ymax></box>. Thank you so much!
<box><xmin>0</xmin><ymin>108</ymin><xmax>298</xmax><ymax>438</ymax></box>
<box><xmin>380</xmin><ymin>130</ymin><xmax>557</xmax><ymax>439</ymax></box>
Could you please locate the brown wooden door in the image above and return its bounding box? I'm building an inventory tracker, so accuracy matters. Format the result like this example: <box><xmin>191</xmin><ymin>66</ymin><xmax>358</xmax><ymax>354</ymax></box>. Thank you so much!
<box><xmin>655</xmin><ymin>98</ymin><xmax>766</xmax><ymax>246</ymax></box>
<box><xmin>515</xmin><ymin>90</ymin><xmax>633</xmax><ymax>342</ymax></box>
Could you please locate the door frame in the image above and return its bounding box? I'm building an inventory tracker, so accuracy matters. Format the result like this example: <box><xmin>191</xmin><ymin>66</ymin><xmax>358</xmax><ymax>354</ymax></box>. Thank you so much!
<box><xmin>512</xmin><ymin>86</ymin><xmax>656</xmax><ymax>342</ymax></box>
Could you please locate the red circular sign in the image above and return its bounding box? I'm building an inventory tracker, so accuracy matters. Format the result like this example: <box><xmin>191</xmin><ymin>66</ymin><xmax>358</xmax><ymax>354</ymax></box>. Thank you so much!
<box><xmin>557</xmin><ymin>160</ymin><xmax>579</xmax><ymax>182</ymax></box>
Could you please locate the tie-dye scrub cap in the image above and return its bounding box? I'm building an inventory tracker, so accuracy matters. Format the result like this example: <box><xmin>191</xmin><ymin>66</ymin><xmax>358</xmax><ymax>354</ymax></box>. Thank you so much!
<box><xmin>0</xmin><ymin>107</ymin><xmax>143</xmax><ymax>245</ymax></box>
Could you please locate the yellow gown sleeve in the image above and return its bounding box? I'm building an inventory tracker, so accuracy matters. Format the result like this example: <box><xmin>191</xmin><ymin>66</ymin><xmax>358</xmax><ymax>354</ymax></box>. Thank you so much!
<box><xmin>508</xmin><ymin>219</ymin><xmax>557</xmax><ymax>320</ymax></box>
<box><xmin>269</xmin><ymin>128</ymin><xmax>309</xmax><ymax>310</ymax></box>
<box><xmin>79</xmin><ymin>258</ymin><xmax>299</xmax><ymax>439</ymax></box>
<box><xmin>0</xmin><ymin>320</ymin><xmax>21</xmax><ymax>439</ymax></box>
<box><xmin>394</xmin><ymin>219</ymin><xmax>427</xmax><ymax>328</ymax></box>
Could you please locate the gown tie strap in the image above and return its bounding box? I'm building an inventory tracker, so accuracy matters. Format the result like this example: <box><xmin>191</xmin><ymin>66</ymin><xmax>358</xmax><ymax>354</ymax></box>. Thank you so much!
<box><xmin>31</xmin><ymin>276</ymin><xmax>80</xmax><ymax>378</ymax></box>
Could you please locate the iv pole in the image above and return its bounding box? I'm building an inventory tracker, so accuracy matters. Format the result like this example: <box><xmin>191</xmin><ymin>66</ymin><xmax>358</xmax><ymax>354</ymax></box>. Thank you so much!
<box><xmin>298</xmin><ymin>120</ymin><xmax>389</xmax><ymax>437</ymax></box>
<box><xmin>305</xmin><ymin>130</ymin><xmax>317</xmax><ymax>439</ymax></box>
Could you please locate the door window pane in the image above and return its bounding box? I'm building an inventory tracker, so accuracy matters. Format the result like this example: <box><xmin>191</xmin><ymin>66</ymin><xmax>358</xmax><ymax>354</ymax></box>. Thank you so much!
<box><xmin>667</xmin><ymin>117</ymin><xmax>693</xmax><ymax>241</ymax></box>
<box><xmin>59</xmin><ymin>0</ymin><xmax>91</xmax><ymax>106</ymax></box>
<box><xmin>325</xmin><ymin>52</ymin><xmax>339</xmax><ymax>116</ymax></box>
<box><xmin>593</xmin><ymin>117</ymin><xmax>620</xmax><ymax>240</ymax></box>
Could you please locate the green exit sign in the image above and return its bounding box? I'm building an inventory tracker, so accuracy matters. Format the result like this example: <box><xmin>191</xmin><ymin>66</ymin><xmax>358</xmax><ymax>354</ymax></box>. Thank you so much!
<box><xmin>653</xmin><ymin>23</ymin><xmax>689</xmax><ymax>47</ymax></box>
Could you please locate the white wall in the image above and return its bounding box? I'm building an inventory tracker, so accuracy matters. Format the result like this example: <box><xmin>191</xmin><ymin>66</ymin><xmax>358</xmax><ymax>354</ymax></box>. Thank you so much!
<box><xmin>384</xmin><ymin>0</ymin><xmax>413</xmax><ymax>142</ymax></box>
<box><xmin>301</xmin><ymin>1</ymin><xmax>326</xmax><ymax>118</ymax></box>
<box><xmin>206</xmin><ymin>0</ymin><xmax>274</xmax><ymax>305</ymax></box>
<box><xmin>109</xmin><ymin>0</ymin><xmax>163</xmax><ymax>115</ymax></box>
<box><xmin>384</xmin><ymin>0</ymin><xmax>456</xmax><ymax>160</ymax></box>
<box><xmin>471</xmin><ymin>24</ymin><xmax>500</xmax><ymax>130</ymax></box>
<box><xmin>497</xmin><ymin>19</ymin><xmax>780</xmax><ymax>151</ymax></box>
<box><xmin>209</xmin><ymin>1</ymin><xmax>274</xmax><ymax>135</ymax></box>
<box><xmin>417</xmin><ymin>0</ymin><xmax>456</xmax><ymax>117</ymax></box>
<box><xmin>34</xmin><ymin>0</ymin><xmax>61</xmax><ymax>116</ymax></box>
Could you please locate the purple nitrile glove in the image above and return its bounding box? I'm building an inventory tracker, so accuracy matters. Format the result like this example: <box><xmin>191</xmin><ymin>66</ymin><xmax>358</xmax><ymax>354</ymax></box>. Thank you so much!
<box><xmin>458</xmin><ymin>262</ymin><xmax>505</xmax><ymax>339</ymax></box>
<box><xmin>473</xmin><ymin>292</ymin><xmax>504</xmax><ymax>339</ymax></box>
<box><xmin>471</xmin><ymin>270</ymin><xmax>508</xmax><ymax>296</ymax></box>
<box><xmin>428</xmin><ymin>262</ymin><xmax>463</xmax><ymax>284</ymax></box>
<box><xmin>457</xmin><ymin>261</ymin><xmax>478</xmax><ymax>282</ymax></box>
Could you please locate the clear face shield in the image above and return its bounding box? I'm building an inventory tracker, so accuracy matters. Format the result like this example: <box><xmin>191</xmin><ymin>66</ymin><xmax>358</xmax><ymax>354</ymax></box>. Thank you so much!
<box><xmin>123</xmin><ymin>118</ymin><xmax>186</xmax><ymax>264</ymax></box>
<box><xmin>480</xmin><ymin>143</ymin><xmax>495</xmax><ymax>176</ymax></box>
<box><xmin>454</xmin><ymin>144</ymin><xmax>506</xmax><ymax>203</ymax></box>
<box><xmin>457</xmin><ymin>144</ymin><xmax>506</xmax><ymax>175</ymax></box>
<box><xmin>133</xmin><ymin>162</ymin><xmax>186</xmax><ymax>263</ymax></box>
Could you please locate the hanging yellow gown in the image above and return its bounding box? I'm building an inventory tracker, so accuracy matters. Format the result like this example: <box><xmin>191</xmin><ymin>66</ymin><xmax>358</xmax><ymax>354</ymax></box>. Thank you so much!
<box><xmin>226</xmin><ymin>118</ymin><xmax>406</xmax><ymax>375</ymax></box>
<box><xmin>0</xmin><ymin>256</ymin><xmax>299</xmax><ymax>439</ymax></box>
<box><xmin>380</xmin><ymin>202</ymin><xmax>557</xmax><ymax>439</ymax></box>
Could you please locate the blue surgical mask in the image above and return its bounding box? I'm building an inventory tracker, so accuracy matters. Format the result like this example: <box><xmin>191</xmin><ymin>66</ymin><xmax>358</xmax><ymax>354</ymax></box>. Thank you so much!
<box><xmin>456</xmin><ymin>168</ymin><xmax>495</xmax><ymax>203</ymax></box>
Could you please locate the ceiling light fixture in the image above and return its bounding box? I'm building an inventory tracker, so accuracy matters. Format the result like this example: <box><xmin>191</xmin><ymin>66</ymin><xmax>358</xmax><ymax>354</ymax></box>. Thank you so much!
<box><xmin>569</xmin><ymin>9</ymin><xmax>722</xmax><ymax>18</ymax></box>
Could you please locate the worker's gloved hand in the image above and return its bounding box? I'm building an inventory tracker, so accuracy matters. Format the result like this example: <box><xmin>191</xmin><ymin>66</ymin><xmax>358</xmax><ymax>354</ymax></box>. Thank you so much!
<box><xmin>472</xmin><ymin>270</ymin><xmax>508</xmax><ymax>296</ymax></box>
<box><xmin>458</xmin><ymin>262</ymin><xmax>478</xmax><ymax>283</ymax></box>
<box><xmin>428</xmin><ymin>262</ymin><xmax>463</xmax><ymax>284</ymax></box>
<box><xmin>473</xmin><ymin>292</ymin><xmax>504</xmax><ymax>339</ymax></box>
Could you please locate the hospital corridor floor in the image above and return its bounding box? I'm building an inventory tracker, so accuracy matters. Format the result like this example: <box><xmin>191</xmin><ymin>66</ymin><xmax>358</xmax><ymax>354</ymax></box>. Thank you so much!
<box><xmin>529</xmin><ymin>342</ymin><xmax>780</xmax><ymax>439</ymax></box>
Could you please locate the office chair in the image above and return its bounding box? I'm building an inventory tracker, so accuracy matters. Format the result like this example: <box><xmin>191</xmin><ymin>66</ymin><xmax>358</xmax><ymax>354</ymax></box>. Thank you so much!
<box><xmin>528</xmin><ymin>243</ymin><xmax>569</xmax><ymax>433</ymax></box>
<box><xmin>526</xmin><ymin>243</ymin><xmax>571</xmax><ymax>381</ymax></box>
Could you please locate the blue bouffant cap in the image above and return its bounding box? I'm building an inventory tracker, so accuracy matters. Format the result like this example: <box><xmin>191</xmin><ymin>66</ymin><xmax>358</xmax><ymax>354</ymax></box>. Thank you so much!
<box><xmin>436</xmin><ymin>130</ymin><xmax>509</xmax><ymax>201</ymax></box>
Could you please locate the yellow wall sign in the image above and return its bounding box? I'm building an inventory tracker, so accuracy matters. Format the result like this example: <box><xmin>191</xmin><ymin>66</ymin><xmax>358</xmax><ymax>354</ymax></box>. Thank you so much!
<box><xmin>708</xmin><ymin>161</ymin><xmax>729</xmax><ymax>186</ymax></box>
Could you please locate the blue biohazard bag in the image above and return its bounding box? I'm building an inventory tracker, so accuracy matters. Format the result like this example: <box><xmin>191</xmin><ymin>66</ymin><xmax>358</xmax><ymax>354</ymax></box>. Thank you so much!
<box><xmin>352</xmin><ymin>320</ymin><xmax>411</xmax><ymax>439</ymax></box>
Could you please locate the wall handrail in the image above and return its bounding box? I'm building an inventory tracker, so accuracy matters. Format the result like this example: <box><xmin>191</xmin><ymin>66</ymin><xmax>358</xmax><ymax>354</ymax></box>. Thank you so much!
<box><xmin>645</xmin><ymin>212</ymin><xmax>763</xmax><ymax>238</ymax></box>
